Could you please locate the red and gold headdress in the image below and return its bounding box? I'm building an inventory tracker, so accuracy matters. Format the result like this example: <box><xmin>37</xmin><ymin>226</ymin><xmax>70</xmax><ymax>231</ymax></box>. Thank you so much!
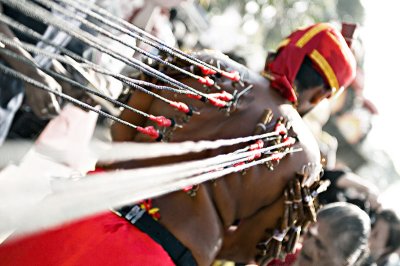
<box><xmin>264</xmin><ymin>23</ymin><xmax>357</xmax><ymax>103</ymax></box>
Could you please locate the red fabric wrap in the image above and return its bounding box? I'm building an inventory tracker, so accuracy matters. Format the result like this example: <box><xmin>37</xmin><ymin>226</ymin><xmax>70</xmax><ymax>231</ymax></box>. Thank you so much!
<box><xmin>266</xmin><ymin>23</ymin><xmax>356</xmax><ymax>103</ymax></box>
<box><xmin>0</xmin><ymin>168</ymin><xmax>175</xmax><ymax>266</ymax></box>
<box><xmin>0</xmin><ymin>212</ymin><xmax>175</xmax><ymax>266</ymax></box>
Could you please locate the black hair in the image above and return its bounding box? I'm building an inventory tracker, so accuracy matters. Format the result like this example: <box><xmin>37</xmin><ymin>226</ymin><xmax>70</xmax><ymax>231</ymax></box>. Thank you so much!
<box><xmin>295</xmin><ymin>56</ymin><xmax>328</xmax><ymax>93</ymax></box>
<box><xmin>318</xmin><ymin>203</ymin><xmax>371</xmax><ymax>265</ymax></box>
<box><xmin>375</xmin><ymin>209</ymin><xmax>400</xmax><ymax>258</ymax></box>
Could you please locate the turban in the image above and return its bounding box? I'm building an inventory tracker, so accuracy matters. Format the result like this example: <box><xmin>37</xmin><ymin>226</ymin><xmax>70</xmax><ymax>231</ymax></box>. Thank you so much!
<box><xmin>264</xmin><ymin>23</ymin><xmax>357</xmax><ymax>103</ymax></box>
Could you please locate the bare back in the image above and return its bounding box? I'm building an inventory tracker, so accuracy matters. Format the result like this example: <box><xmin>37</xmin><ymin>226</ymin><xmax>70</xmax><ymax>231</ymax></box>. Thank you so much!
<box><xmin>109</xmin><ymin>51</ymin><xmax>321</xmax><ymax>265</ymax></box>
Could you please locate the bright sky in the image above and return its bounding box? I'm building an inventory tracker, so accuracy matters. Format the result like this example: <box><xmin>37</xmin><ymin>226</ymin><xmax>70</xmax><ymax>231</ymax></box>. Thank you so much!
<box><xmin>362</xmin><ymin>0</ymin><xmax>400</xmax><ymax>208</ymax></box>
<box><xmin>363</xmin><ymin>0</ymin><xmax>400</xmax><ymax>172</ymax></box>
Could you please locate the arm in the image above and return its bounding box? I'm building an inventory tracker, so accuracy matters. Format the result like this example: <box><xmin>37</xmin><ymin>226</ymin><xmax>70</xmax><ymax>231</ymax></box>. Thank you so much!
<box><xmin>111</xmin><ymin>89</ymin><xmax>154</xmax><ymax>141</ymax></box>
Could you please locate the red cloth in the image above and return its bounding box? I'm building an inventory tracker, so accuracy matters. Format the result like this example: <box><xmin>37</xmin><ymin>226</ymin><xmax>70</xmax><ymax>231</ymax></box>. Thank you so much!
<box><xmin>265</xmin><ymin>23</ymin><xmax>356</xmax><ymax>103</ymax></box>
<box><xmin>0</xmin><ymin>212</ymin><xmax>175</xmax><ymax>266</ymax></box>
<box><xmin>267</xmin><ymin>245</ymin><xmax>301</xmax><ymax>266</ymax></box>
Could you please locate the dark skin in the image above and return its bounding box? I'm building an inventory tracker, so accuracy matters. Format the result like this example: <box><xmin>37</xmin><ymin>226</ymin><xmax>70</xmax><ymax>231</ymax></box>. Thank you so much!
<box><xmin>108</xmin><ymin>52</ymin><xmax>321</xmax><ymax>265</ymax></box>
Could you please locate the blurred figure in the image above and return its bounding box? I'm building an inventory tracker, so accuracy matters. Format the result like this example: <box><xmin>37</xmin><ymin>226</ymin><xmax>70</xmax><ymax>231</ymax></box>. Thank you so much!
<box><xmin>319</xmin><ymin>168</ymin><xmax>381</xmax><ymax>218</ymax></box>
<box><xmin>268</xmin><ymin>202</ymin><xmax>371</xmax><ymax>266</ymax></box>
<box><xmin>0</xmin><ymin>1</ymin><xmax>97</xmax><ymax>143</ymax></box>
<box><xmin>369</xmin><ymin>209</ymin><xmax>400</xmax><ymax>266</ymax></box>
<box><xmin>0</xmin><ymin>2</ymin><xmax>61</xmax><ymax>143</ymax></box>
<box><xmin>322</xmin><ymin>34</ymin><xmax>378</xmax><ymax>171</ymax></box>
<box><xmin>295</xmin><ymin>202</ymin><xmax>371</xmax><ymax>266</ymax></box>
<box><xmin>93</xmin><ymin>0</ymin><xmax>187</xmax><ymax>82</ymax></box>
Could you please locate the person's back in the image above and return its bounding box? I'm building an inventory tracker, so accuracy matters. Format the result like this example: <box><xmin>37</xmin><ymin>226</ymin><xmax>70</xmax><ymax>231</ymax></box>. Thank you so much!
<box><xmin>0</xmin><ymin>50</ymin><xmax>322</xmax><ymax>266</ymax></box>
<box><xmin>109</xmin><ymin>23</ymin><xmax>357</xmax><ymax>265</ymax></box>
<box><xmin>112</xmin><ymin>51</ymin><xmax>321</xmax><ymax>264</ymax></box>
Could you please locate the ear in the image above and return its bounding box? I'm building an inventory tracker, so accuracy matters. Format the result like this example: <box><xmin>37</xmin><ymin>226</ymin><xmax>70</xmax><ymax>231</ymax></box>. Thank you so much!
<box><xmin>310</xmin><ymin>87</ymin><xmax>331</xmax><ymax>105</ymax></box>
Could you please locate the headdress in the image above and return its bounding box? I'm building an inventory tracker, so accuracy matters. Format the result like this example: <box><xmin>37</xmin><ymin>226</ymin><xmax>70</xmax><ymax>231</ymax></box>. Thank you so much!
<box><xmin>264</xmin><ymin>23</ymin><xmax>357</xmax><ymax>103</ymax></box>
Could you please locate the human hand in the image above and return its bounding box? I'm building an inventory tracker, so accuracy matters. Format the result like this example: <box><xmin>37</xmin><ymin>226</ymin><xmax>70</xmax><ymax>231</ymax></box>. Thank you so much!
<box><xmin>24</xmin><ymin>69</ymin><xmax>61</xmax><ymax>119</ymax></box>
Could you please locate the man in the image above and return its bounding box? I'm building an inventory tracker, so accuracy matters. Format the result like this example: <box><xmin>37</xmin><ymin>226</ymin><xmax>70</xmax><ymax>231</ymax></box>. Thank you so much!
<box><xmin>0</xmin><ymin>0</ymin><xmax>95</xmax><ymax>143</ymax></box>
<box><xmin>295</xmin><ymin>202</ymin><xmax>371</xmax><ymax>266</ymax></box>
<box><xmin>369</xmin><ymin>209</ymin><xmax>400</xmax><ymax>266</ymax></box>
<box><xmin>0</xmin><ymin>2</ymin><xmax>61</xmax><ymax>143</ymax></box>
<box><xmin>0</xmin><ymin>23</ymin><xmax>356</xmax><ymax>266</ymax></box>
<box><xmin>267</xmin><ymin>202</ymin><xmax>371</xmax><ymax>266</ymax></box>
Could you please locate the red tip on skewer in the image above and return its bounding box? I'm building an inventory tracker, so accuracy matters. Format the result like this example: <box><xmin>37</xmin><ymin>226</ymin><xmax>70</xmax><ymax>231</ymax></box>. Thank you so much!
<box><xmin>187</xmin><ymin>94</ymin><xmax>202</xmax><ymax>100</ymax></box>
<box><xmin>209</xmin><ymin>91</ymin><xmax>234</xmax><ymax>101</ymax></box>
<box><xmin>234</xmin><ymin>162</ymin><xmax>246</xmax><ymax>167</ymax></box>
<box><xmin>137</xmin><ymin>126</ymin><xmax>160</xmax><ymax>139</ymax></box>
<box><xmin>270</xmin><ymin>153</ymin><xmax>285</xmax><ymax>161</ymax></box>
<box><xmin>183</xmin><ymin>186</ymin><xmax>194</xmax><ymax>192</ymax></box>
<box><xmin>221</xmin><ymin>70</ymin><xmax>241</xmax><ymax>82</ymax></box>
<box><xmin>274</xmin><ymin>123</ymin><xmax>287</xmax><ymax>136</ymax></box>
<box><xmin>170</xmin><ymin>101</ymin><xmax>191</xmax><ymax>114</ymax></box>
<box><xmin>247</xmin><ymin>152</ymin><xmax>262</xmax><ymax>162</ymax></box>
<box><xmin>198</xmin><ymin>76</ymin><xmax>215</xmax><ymax>87</ymax></box>
<box><xmin>208</xmin><ymin>97</ymin><xmax>227</xmax><ymax>108</ymax></box>
<box><xmin>199</xmin><ymin>65</ymin><xmax>217</xmax><ymax>76</ymax></box>
<box><xmin>249</xmin><ymin>140</ymin><xmax>264</xmax><ymax>151</ymax></box>
<box><xmin>282</xmin><ymin>137</ymin><xmax>296</xmax><ymax>146</ymax></box>
<box><xmin>219</xmin><ymin>91</ymin><xmax>234</xmax><ymax>101</ymax></box>
<box><xmin>149</xmin><ymin>115</ymin><xmax>172</xmax><ymax>127</ymax></box>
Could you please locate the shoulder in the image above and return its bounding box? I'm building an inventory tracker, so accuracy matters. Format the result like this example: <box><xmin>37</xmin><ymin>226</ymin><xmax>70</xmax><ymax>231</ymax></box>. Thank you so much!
<box><xmin>278</xmin><ymin>105</ymin><xmax>321</xmax><ymax>173</ymax></box>
<box><xmin>281</xmin><ymin>105</ymin><xmax>319</xmax><ymax>153</ymax></box>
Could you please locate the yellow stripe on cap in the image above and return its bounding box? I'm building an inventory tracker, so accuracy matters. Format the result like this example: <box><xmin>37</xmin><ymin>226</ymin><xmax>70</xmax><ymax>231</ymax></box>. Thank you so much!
<box><xmin>296</xmin><ymin>23</ymin><xmax>330</xmax><ymax>48</ymax></box>
<box><xmin>309</xmin><ymin>49</ymin><xmax>340</xmax><ymax>94</ymax></box>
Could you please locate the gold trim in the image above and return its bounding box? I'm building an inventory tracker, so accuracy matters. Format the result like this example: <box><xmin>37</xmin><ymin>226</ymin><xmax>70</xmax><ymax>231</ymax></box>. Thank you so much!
<box><xmin>261</xmin><ymin>71</ymin><xmax>275</xmax><ymax>81</ymax></box>
<box><xmin>309</xmin><ymin>50</ymin><xmax>339</xmax><ymax>94</ymax></box>
<box><xmin>296</xmin><ymin>24</ymin><xmax>330</xmax><ymax>48</ymax></box>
